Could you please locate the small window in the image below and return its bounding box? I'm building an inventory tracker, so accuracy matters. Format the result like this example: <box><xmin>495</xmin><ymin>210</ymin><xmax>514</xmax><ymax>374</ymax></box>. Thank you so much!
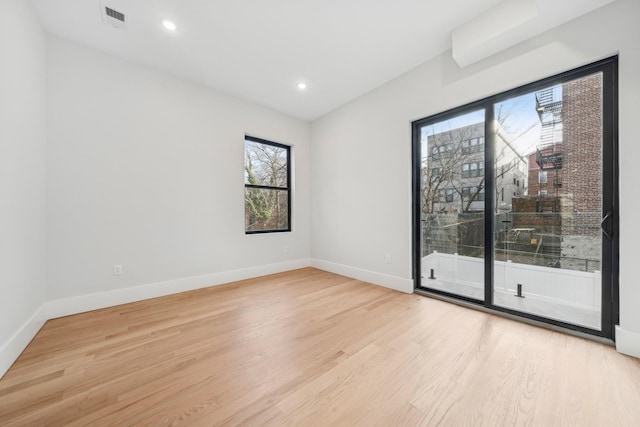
<box><xmin>462</xmin><ymin>138</ymin><xmax>483</xmax><ymax>154</ymax></box>
<box><xmin>432</xmin><ymin>144</ymin><xmax>451</xmax><ymax>159</ymax></box>
<box><xmin>462</xmin><ymin>187</ymin><xmax>470</xmax><ymax>200</ymax></box>
<box><xmin>462</xmin><ymin>186</ymin><xmax>485</xmax><ymax>202</ymax></box>
<box><xmin>244</xmin><ymin>136</ymin><xmax>291</xmax><ymax>233</ymax></box>
<box><xmin>462</xmin><ymin>140</ymin><xmax>470</xmax><ymax>154</ymax></box>
<box><xmin>446</xmin><ymin>188</ymin><xmax>454</xmax><ymax>202</ymax></box>
<box><xmin>540</xmin><ymin>190</ymin><xmax>548</xmax><ymax>196</ymax></box>
<box><xmin>539</xmin><ymin>171</ymin><xmax>548</xmax><ymax>184</ymax></box>
<box><xmin>462</xmin><ymin>161</ymin><xmax>483</xmax><ymax>178</ymax></box>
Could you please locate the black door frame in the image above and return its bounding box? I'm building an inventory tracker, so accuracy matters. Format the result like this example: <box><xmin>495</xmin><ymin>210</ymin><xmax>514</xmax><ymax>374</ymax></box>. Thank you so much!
<box><xmin>411</xmin><ymin>56</ymin><xmax>619</xmax><ymax>339</ymax></box>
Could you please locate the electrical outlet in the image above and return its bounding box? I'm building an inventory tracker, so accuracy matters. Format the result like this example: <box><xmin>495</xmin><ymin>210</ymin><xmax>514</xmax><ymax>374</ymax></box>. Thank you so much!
<box><xmin>385</xmin><ymin>254</ymin><xmax>392</xmax><ymax>264</ymax></box>
<box><xmin>113</xmin><ymin>264</ymin><xmax>123</xmax><ymax>276</ymax></box>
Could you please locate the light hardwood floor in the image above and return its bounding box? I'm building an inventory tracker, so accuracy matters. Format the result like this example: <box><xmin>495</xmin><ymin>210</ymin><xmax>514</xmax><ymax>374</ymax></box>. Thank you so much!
<box><xmin>1</xmin><ymin>267</ymin><xmax>639</xmax><ymax>426</ymax></box>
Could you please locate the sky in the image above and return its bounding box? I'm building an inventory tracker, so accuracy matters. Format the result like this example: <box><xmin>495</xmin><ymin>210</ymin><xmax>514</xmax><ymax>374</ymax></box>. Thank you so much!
<box><xmin>420</xmin><ymin>85</ymin><xmax>562</xmax><ymax>159</ymax></box>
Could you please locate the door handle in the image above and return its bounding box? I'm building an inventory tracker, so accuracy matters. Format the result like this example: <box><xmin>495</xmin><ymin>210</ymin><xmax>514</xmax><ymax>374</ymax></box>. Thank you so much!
<box><xmin>601</xmin><ymin>211</ymin><xmax>613</xmax><ymax>240</ymax></box>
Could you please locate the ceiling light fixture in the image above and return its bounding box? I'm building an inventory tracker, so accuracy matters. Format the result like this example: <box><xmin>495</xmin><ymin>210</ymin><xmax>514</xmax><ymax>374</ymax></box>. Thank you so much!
<box><xmin>297</xmin><ymin>82</ymin><xmax>307</xmax><ymax>90</ymax></box>
<box><xmin>162</xmin><ymin>20</ymin><xmax>177</xmax><ymax>31</ymax></box>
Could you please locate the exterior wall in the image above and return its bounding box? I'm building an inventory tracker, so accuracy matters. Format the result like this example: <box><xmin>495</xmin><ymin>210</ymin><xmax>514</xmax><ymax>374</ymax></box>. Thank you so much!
<box><xmin>513</xmin><ymin>197</ymin><xmax>562</xmax><ymax>228</ymax></box>
<box><xmin>426</xmin><ymin>122</ymin><xmax>486</xmax><ymax>213</ymax></box>
<box><xmin>425</xmin><ymin>123</ymin><xmax>527</xmax><ymax>214</ymax></box>
<box><xmin>526</xmin><ymin>75</ymin><xmax>602</xmax><ymax>237</ymax></box>
<box><xmin>528</xmin><ymin>151</ymin><xmax>562</xmax><ymax>197</ymax></box>
<box><xmin>496</xmin><ymin>168</ymin><xmax>527</xmax><ymax>210</ymax></box>
<box><xmin>496</xmin><ymin>130</ymin><xmax>528</xmax><ymax>212</ymax></box>
<box><xmin>561</xmin><ymin>73</ymin><xmax>603</xmax><ymax>237</ymax></box>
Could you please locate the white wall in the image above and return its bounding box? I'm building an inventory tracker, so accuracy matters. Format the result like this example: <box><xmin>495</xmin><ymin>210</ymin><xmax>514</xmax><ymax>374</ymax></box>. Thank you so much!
<box><xmin>1</xmin><ymin>0</ymin><xmax>637</xmax><ymax>381</ymax></box>
<box><xmin>46</xmin><ymin>37</ymin><xmax>311</xmax><ymax>301</ymax></box>
<box><xmin>0</xmin><ymin>0</ymin><xmax>48</xmax><ymax>375</ymax></box>
<box><xmin>311</xmin><ymin>0</ymin><xmax>640</xmax><ymax>355</ymax></box>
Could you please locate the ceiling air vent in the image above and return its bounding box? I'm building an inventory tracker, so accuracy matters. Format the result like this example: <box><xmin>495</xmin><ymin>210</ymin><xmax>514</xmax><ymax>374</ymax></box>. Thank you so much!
<box><xmin>101</xmin><ymin>4</ymin><xmax>126</xmax><ymax>29</ymax></box>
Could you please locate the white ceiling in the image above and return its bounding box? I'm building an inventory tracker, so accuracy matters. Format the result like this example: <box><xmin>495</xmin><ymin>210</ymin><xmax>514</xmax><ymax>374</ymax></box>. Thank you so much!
<box><xmin>31</xmin><ymin>0</ymin><xmax>613</xmax><ymax>121</ymax></box>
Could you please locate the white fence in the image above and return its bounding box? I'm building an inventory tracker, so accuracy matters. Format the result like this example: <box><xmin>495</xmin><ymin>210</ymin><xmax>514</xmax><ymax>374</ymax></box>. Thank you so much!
<box><xmin>422</xmin><ymin>251</ymin><xmax>600</xmax><ymax>310</ymax></box>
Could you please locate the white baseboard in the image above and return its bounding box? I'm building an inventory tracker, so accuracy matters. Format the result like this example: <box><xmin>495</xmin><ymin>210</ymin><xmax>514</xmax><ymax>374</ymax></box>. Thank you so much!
<box><xmin>0</xmin><ymin>304</ymin><xmax>48</xmax><ymax>379</ymax></box>
<box><xmin>46</xmin><ymin>258</ymin><xmax>312</xmax><ymax>319</ymax></box>
<box><xmin>1</xmin><ymin>259</ymin><xmax>311</xmax><ymax>379</ymax></box>
<box><xmin>615</xmin><ymin>325</ymin><xmax>640</xmax><ymax>359</ymax></box>
<box><xmin>311</xmin><ymin>259</ymin><xmax>413</xmax><ymax>294</ymax></box>
<box><xmin>6</xmin><ymin>260</ymin><xmax>634</xmax><ymax>381</ymax></box>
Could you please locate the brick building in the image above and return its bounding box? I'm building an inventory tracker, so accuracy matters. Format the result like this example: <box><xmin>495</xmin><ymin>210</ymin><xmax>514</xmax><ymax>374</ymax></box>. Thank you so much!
<box><xmin>515</xmin><ymin>74</ymin><xmax>603</xmax><ymax>270</ymax></box>
<box><xmin>562</xmin><ymin>73</ymin><xmax>603</xmax><ymax>237</ymax></box>
<box><xmin>523</xmin><ymin>76</ymin><xmax>602</xmax><ymax>234</ymax></box>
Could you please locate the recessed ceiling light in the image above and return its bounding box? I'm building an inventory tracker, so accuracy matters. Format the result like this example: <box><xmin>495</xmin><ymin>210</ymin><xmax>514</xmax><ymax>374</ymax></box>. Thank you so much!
<box><xmin>297</xmin><ymin>82</ymin><xmax>307</xmax><ymax>90</ymax></box>
<box><xmin>162</xmin><ymin>20</ymin><xmax>177</xmax><ymax>31</ymax></box>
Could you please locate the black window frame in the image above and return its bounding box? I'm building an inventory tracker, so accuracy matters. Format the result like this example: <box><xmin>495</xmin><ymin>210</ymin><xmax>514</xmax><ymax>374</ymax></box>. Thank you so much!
<box><xmin>411</xmin><ymin>56</ymin><xmax>619</xmax><ymax>340</ymax></box>
<box><xmin>244</xmin><ymin>135</ymin><xmax>292</xmax><ymax>234</ymax></box>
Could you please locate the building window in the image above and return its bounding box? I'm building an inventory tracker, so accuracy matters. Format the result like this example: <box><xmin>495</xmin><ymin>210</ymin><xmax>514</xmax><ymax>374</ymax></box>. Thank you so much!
<box><xmin>432</xmin><ymin>167</ymin><xmax>440</xmax><ymax>178</ymax></box>
<box><xmin>539</xmin><ymin>190</ymin><xmax>548</xmax><ymax>196</ymax></box>
<box><xmin>478</xmin><ymin>187</ymin><xmax>485</xmax><ymax>201</ymax></box>
<box><xmin>432</xmin><ymin>144</ymin><xmax>452</xmax><ymax>159</ymax></box>
<box><xmin>462</xmin><ymin>137</ymin><xmax>484</xmax><ymax>154</ymax></box>
<box><xmin>446</xmin><ymin>188</ymin><xmax>454</xmax><ymax>202</ymax></box>
<box><xmin>244</xmin><ymin>136</ymin><xmax>291</xmax><ymax>233</ymax></box>
<box><xmin>462</xmin><ymin>162</ymin><xmax>483</xmax><ymax>178</ymax></box>
<box><xmin>462</xmin><ymin>187</ymin><xmax>470</xmax><ymax>200</ymax></box>
<box><xmin>539</xmin><ymin>170</ymin><xmax>548</xmax><ymax>183</ymax></box>
<box><xmin>462</xmin><ymin>186</ymin><xmax>485</xmax><ymax>202</ymax></box>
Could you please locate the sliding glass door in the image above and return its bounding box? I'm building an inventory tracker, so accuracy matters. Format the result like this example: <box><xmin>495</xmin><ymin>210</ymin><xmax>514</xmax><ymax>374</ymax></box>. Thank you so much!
<box><xmin>419</xmin><ymin>110</ymin><xmax>485</xmax><ymax>302</ymax></box>
<box><xmin>412</xmin><ymin>57</ymin><xmax>618</xmax><ymax>338</ymax></box>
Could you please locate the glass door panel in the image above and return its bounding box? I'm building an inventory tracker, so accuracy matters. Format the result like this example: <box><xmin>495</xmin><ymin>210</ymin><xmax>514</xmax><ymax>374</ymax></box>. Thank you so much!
<box><xmin>420</xmin><ymin>110</ymin><xmax>485</xmax><ymax>301</ymax></box>
<box><xmin>492</xmin><ymin>72</ymin><xmax>603</xmax><ymax>330</ymax></box>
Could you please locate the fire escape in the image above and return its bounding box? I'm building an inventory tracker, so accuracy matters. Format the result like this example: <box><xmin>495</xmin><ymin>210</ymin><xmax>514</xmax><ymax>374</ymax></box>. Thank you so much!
<box><xmin>535</xmin><ymin>87</ymin><xmax>563</xmax><ymax>174</ymax></box>
<box><xmin>533</xmin><ymin>87</ymin><xmax>563</xmax><ymax>264</ymax></box>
